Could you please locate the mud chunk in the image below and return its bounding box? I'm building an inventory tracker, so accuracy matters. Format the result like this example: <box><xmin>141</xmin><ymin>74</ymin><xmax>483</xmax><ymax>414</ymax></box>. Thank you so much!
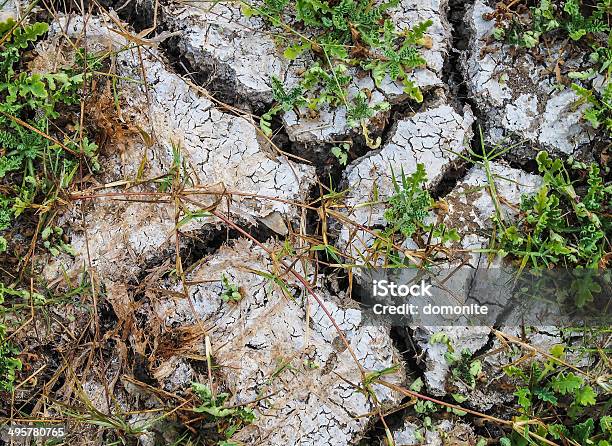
<box><xmin>151</xmin><ymin>240</ymin><xmax>404</xmax><ymax>445</ymax></box>
<box><xmin>41</xmin><ymin>16</ymin><xmax>314</xmax><ymax>283</ymax></box>
<box><xmin>337</xmin><ymin>103</ymin><xmax>474</xmax><ymax>259</ymax></box>
<box><xmin>462</xmin><ymin>0</ymin><xmax>595</xmax><ymax>157</ymax></box>
<box><xmin>412</xmin><ymin>163</ymin><xmax>542</xmax><ymax>407</ymax></box>
<box><xmin>387</xmin><ymin>419</ymin><xmax>477</xmax><ymax>446</ymax></box>
<box><xmin>160</xmin><ymin>0</ymin><xmax>451</xmax><ymax>143</ymax></box>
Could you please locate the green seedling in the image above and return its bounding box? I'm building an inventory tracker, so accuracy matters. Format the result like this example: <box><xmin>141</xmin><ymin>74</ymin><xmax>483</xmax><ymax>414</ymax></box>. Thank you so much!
<box><xmin>220</xmin><ymin>274</ymin><xmax>243</xmax><ymax>302</ymax></box>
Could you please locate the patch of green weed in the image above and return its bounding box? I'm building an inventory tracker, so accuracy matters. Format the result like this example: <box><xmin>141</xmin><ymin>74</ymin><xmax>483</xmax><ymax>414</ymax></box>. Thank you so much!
<box><xmin>381</xmin><ymin>163</ymin><xmax>459</xmax><ymax>263</ymax></box>
<box><xmin>243</xmin><ymin>0</ymin><xmax>432</xmax><ymax>143</ymax></box>
<box><xmin>498</xmin><ymin>151</ymin><xmax>611</xmax><ymax>268</ymax></box>
<box><xmin>0</xmin><ymin>284</ymin><xmax>22</xmax><ymax>391</ymax></box>
<box><xmin>500</xmin><ymin>344</ymin><xmax>610</xmax><ymax>446</ymax></box>
<box><xmin>191</xmin><ymin>382</ymin><xmax>255</xmax><ymax>445</ymax></box>
<box><xmin>0</xmin><ymin>18</ymin><xmax>99</xmax><ymax>254</ymax></box>
<box><xmin>220</xmin><ymin>274</ymin><xmax>243</xmax><ymax>303</ymax></box>
<box><xmin>445</xmin><ymin>348</ymin><xmax>482</xmax><ymax>390</ymax></box>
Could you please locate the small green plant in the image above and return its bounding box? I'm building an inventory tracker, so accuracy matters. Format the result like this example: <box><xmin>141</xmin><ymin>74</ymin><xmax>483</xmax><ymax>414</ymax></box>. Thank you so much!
<box><xmin>486</xmin><ymin>0</ymin><xmax>612</xmax><ymax>135</ymax></box>
<box><xmin>0</xmin><ymin>18</ymin><xmax>99</xmax><ymax>253</ymax></box>
<box><xmin>383</xmin><ymin>164</ymin><xmax>459</xmax><ymax>242</ymax></box>
<box><xmin>445</xmin><ymin>348</ymin><xmax>482</xmax><ymax>389</ymax></box>
<box><xmin>330</xmin><ymin>142</ymin><xmax>350</xmax><ymax>166</ymax></box>
<box><xmin>191</xmin><ymin>382</ymin><xmax>255</xmax><ymax>444</ymax></box>
<box><xmin>0</xmin><ymin>285</ymin><xmax>22</xmax><ymax>391</ymax></box>
<box><xmin>571</xmin><ymin>73</ymin><xmax>612</xmax><ymax>132</ymax></box>
<box><xmin>488</xmin><ymin>0</ymin><xmax>609</xmax><ymax>47</ymax></box>
<box><xmin>0</xmin><ymin>326</ymin><xmax>21</xmax><ymax>391</ymax></box>
<box><xmin>499</xmin><ymin>345</ymin><xmax>610</xmax><ymax>446</ymax></box>
<box><xmin>498</xmin><ymin>151</ymin><xmax>611</xmax><ymax>268</ymax></box>
<box><xmin>158</xmin><ymin>143</ymin><xmax>192</xmax><ymax>192</ymax></box>
<box><xmin>431</xmin><ymin>335</ymin><xmax>482</xmax><ymax>391</ymax></box>
<box><xmin>220</xmin><ymin>274</ymin><xmax>243</xmax><ymax>303</ymax></box>
<box><xmin>41</xmin><ymin>225</ymin><xmax>75</xmax><ymax>257</ymax></box>
<box><xmin>409</xmin><ymin>376</ymin><xmax>467</xmax><ymax>417</ymax></box>
<box><xmin>310</xmin><ymin>242</ymin><xmax>342</xmax><ymax>264</ymax></box>
<box><xmin>244</xmin><ymin>0</ymin><xmax>432</xmax><ymax>143</ymax></box>
<box><xmin>429</xmin><ymin>331</ymin><xmax>453</xmax><ymax>350</ymax></box>
<box><xmin>384</xmin><ymin>164</ymin><xmax>432</xmax><ymax>238</ymax></box>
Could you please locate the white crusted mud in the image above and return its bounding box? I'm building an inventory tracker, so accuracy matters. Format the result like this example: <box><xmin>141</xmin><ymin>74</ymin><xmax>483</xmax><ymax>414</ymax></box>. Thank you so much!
<box><xmin>411</xmin><ymin>163</ymin><xmax>542</xmax><ymax>406</ymax></box>
<box><xmin>463</xmin><ymin>0</ymin><xmax>595</xmax><ymax>155</ymax></box>
<box><xmin>484</xmin><ymin>326</ymin><xmax>595</xmax><ymax>372</ymax></box>
<box><xmin>442</xmin><ymin>161</ymin><xmax>543</xmax><ymax>252</ymax></box>
<box><xmin>41</xmin><ymin>16</ymin><xmax>314</xmax><ymax>283</ymax></box>
<box><xmin>411</xmin><ymin>326</ymin><xmax>491</xmax><ymax>399</ymax></box>
<box><xmin>148</xmin><ymin>239</ymin><xmax>404</xmax><ymax>445</ymax></box>
<box><xmin>387</xmin><ymin>419</ymin><xmax>477</xmax><ymax>446</ymax></box>
<box><xmin>337</xmin><ymin>102</ymin><xmax>474</xmax><ymax>259</ymax></box>
<box><xmin>336</xmin><ymin>162</ymin><xmax>541</xmax><ymax>405</ymax></box>
<box><xmin>34</xmin><ymin>15</ymin><xmax>402</xmax><ymax>445</ymax></box>
<box><xmin>0</xmin><ymin>0</ymin><xmax>24</xmax><ymax>21</ymax></box>
<box><xmin>160</xmin><ymin>0</ymin><xmax>451</xmax><ymax>143</ymax></box>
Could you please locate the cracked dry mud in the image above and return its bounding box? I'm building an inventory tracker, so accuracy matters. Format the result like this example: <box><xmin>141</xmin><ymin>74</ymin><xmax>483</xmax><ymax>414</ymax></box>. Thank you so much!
<box><xmin>149</xmin><ymin>240</ymin><xmax>403</xmax><ymax>445</ymax></box>
<box><xmin>42</xmin><ymin>15</ymin><xmax>315</xmax><ymax>283</ymax></box>
<box><xmin>161</xmin><ymin>0</ymin><xmax>450</xmax><ymax>143</ymax></box>
<box><xmin>462</xmin><ymin>0</ymin><xmax>596</xmax><ymax>158</ymax></box>
<box><xmin>2</xmin><ymin>0</ymin><xmax>609</xmax><ymax>444</ymax></box>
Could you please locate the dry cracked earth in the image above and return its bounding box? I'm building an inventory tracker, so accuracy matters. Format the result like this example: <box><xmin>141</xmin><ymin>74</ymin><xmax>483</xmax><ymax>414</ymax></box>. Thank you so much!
<box><xmin>0</xmin><ymin>0</ymin><xmax>609</xmax><ymax>445</ymax></box>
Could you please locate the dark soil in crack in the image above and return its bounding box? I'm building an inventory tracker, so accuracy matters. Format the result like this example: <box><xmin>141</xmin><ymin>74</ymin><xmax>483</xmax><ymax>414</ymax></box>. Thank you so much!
<box><xmin>161</xmin><ymin>37</ymin><xmax>261</xmax><ymax>113</ymax></box>
<box><xmin>356</xmin><ymin>404</ymin><xmax>409</xmax><ymax>446</ymax></box>
<box><xmin>442</xmin><ymin>0</ymin><xmax>475</xmax><ymax>110</ymax></box>
<box><xmin>129</xmin><ymin>222</ymin><xmax>279</xmax><ymax>291</ymax></box>
<box><xmin>432</xmin><ymin>162</ymin><xmax>472</xmax><ymax>199</ymax></box>
<box><xmin>179</xmin><ymin>223</ymin><xmax>277</xmax><ymax>271</ymax></box>
<box><xmin>41</xmin><ymin>0</ymin><xmax>156</xmax><ymax>30</ymax></box>
<box><xmin>442</xmin><ymin>0</ymin><xmax>488</xmax><ymax>174</ymax></box>
<box><xmin>101</xmin><ymin>0</ymin><xmax>156</xmax><ymax>31</ymax></box>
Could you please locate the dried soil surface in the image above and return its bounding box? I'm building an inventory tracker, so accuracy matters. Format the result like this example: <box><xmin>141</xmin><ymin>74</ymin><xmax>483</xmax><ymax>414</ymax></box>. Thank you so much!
<box><xmin>0</xmin><ymin>0</ymin><xmax>607</xmax><ymax>445</ymax></box>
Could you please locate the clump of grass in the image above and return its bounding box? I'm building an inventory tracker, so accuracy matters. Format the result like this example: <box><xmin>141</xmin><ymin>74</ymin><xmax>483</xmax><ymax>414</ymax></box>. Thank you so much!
<box><xmin>0</xmin><ymin>18</ymin><xmax>99</xmax><ymax>254</ymax></box>
<box><xmin>191</xmin><ymin>382</ymin><xmax>255</xmax><ymax>445</ymax></box>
